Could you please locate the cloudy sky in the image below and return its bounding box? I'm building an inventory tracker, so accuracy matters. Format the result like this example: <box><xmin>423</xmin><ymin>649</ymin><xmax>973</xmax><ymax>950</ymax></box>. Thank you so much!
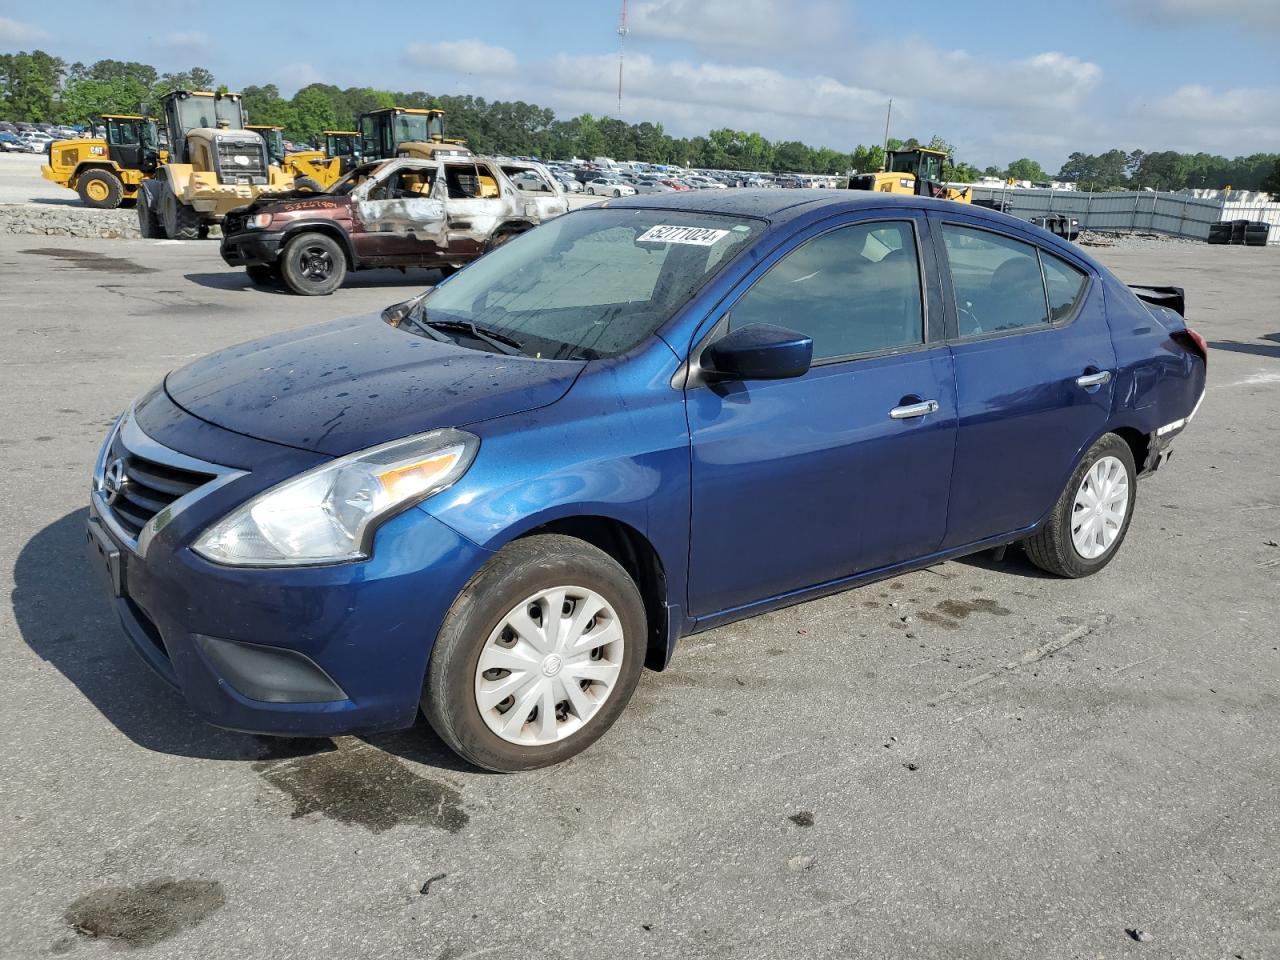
<box><xmin>2</xmin><ymin>0</ymin><xmax>1278</xmax><ymax>168</ymax></box>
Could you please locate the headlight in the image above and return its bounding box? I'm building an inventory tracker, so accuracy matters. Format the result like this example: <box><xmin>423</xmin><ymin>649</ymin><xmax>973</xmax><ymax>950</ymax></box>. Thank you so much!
<box><xmin>193</xmin><ymin>428</ymin><xmax>478</xmax><ymax>566</ymax></box>
<box><xmin>248</xmin><ymin>213</ymin><xmax>272</xmax><ymax>229</ymax></box>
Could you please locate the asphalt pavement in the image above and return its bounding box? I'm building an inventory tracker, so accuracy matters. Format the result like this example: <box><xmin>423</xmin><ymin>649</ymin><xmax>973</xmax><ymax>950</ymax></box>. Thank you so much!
<box><xmin>1</xmin><ymin>234</ymin><xmax>1278</xmax><ymax>960</ymax></box>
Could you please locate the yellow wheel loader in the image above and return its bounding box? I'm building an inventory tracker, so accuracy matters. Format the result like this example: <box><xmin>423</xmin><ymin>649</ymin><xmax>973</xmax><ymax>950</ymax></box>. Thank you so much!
<box><xmin>41</xmin><ymin>115</ymin><xmax>165</xmax><ymax>209</ymax></box>
<box><xmin>137</xmin><ymin>90</ymin><xmax>294</xmax><ymax>240</ymax></box>
<box><xmin>247</xmin><ymin>126</ymin><xmax>360</xmax><ymax>192</ymax></box>
<box><xmin>357</xmin><ymin>108</ymin><xmax>471</xmax><ymax>162</ymax></box>
<box><xmin>847</xmin><ymin>148</ymin><xmax>972</xmax><ymax>203</ymax></box>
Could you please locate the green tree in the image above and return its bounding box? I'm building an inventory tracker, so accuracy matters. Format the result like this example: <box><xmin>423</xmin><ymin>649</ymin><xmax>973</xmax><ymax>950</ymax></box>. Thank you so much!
<box><xmin>291</xmin><ymin>85</ymin><xmax>339</xmax><ymax>141</ymax></box>
<box><xmin>1262</xmin><ymin>158</ymin><xmax>1280</xmax><ymax>199</ymax></box>
<box><xmin>772</xmin><ymin>140</ymin><xmax>812</xmax><ymax>172</ymax></box>
<box><xmin>1005</xmin><ymin>158</ymin><xmax>1048</xmax><ymax>182</ymax></box>
<box><xmin>849</xmin><ymin>144</ymin><xmax>884</xmax><ymax>173</ymax></box>
<box><xmin>241</xmin><ymin>84</ymin><xmax>296</xmax><ymax>132</ymax></box>
<box><xmin>0</xmin><ymin>50</ymin><xmax>66</xmax><ymax>121</ymax></box>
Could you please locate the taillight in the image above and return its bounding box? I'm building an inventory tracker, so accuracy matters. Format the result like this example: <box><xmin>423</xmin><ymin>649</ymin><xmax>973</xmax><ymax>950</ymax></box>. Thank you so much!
<box><xmin>1173</xmin><ymin>326</ymin><xmax>1208</xmax><ymax>365</ymax></box>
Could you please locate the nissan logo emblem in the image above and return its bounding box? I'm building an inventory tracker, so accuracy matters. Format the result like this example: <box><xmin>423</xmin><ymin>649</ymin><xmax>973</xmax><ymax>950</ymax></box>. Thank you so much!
<box><xmin>103</xmin><ymin>458</ymin><xmax>128</xmax><ymax>505</ymax></box>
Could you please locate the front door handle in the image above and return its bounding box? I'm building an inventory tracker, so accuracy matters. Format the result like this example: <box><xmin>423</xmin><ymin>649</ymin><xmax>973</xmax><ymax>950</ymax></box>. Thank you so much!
<box><xmin>1076</xmin><ymin>370</ymin><xmax>1112</xmax><ymax>388</ymax></box>
<box><xmin>889</xmin><ymin>399</ymin><xmax>939</xmax><ymax>420</ymax></box>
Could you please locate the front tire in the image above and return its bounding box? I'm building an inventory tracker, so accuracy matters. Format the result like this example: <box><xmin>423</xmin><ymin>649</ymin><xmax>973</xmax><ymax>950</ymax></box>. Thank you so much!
<box><xmin>279</xmin><ymin>233</ymin><xmax>347</xmax><ymax>296</ymax></box>
<box><xmin>77</xmin><ymin>169</ymin><xmax>123</xmax><ymax>209</ymax></box>
<box><xmin>1024</xmin><ymin>433</ymin><xmax>1136</xmax><ymax>578</ymax></box>
<box><xmin>293</xmin><ymin>176</ymin><xmax>324</xmax><ymax>193</ymax></box>
<box><xmin>423</xmin><ymin>534</ymin><xmax>647</xmax><ymax>772</ymax></box>
<box><xmin>160</xmin><ymin>184</ymin><xmax>200</xmax><ymax>240</ymax></box>
<box><xmin>137</xmin><ymin>187</ymin><xmax>163</xmax><ymax>238</ymax></box>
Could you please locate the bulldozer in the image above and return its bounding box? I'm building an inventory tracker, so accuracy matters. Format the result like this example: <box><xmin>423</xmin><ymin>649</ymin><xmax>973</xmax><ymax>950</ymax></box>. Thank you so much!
<box><xmin>41</xmin><ymin>115</ymin><xmax>165</xmax><ymax>208</ymax></box>
<box><xmin>357</xmin><ymin>107</ymin><xmax>471</xmax><ymax>161</ymax></box>
<box><xmin>136</xmin><ymin>90</ymin><xmax>294</xmax><ymax>240</ymax></box>
<box><xmin>848</xmin><ymin>148</ymin><xmax>972</xmax><ymax>203</ymax></box>
<box><xmin>247</xmin><ymin>125</ymin><xmax>360</xmax><ymax>192</ymax></box>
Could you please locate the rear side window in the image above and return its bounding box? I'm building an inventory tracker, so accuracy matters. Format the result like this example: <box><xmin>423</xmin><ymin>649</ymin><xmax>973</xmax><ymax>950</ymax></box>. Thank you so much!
<box><xmin>1041</xmin><ymin>251</ymin><xmax>1088</xmax><ymax>321</ymax></box>
<box><xmin>729</xmin><ymin>220</ymin><xmax>924</xmax><ymax>361</ymax></box>
<box><xmin>942</xmin><ymin>225</ymin><xmax>1048</xmax><ymax>338</ymax></box>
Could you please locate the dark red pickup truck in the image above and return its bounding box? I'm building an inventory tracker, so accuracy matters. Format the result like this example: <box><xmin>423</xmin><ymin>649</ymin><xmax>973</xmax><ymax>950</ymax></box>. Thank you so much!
<box><xmin>221</xmin><ymin>157</ymin><xmax>569</xmax><ymax>295</ymax></box>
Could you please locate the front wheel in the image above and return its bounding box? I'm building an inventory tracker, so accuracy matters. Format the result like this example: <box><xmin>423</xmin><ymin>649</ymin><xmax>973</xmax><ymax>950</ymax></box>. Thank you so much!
<box><xmin>613</xmin><ymin>189</ymin><xmax>621</xmax><ymax>198</ymax></box>
<box><xmin>422</xmin><ymin>534</ymin><xmax>647</xmax><ymax>772</ymax></box>
<box><xmin>1023</xmin><ymin>433</ymin><xmax>1137</xmax><ymax>577</ymax></box>
<box><xmin>77</xmin><ymin>169</ymin><xmax>123</xmax><ymax>209</ymax></box>
<box><xmin>279</xmin><ymin>232</ymin><xmax>347</xmax><ymax>296</ymax></box>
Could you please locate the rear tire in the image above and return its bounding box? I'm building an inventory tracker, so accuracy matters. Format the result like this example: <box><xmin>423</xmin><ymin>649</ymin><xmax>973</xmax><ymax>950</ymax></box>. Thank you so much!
<box><xmin>77</xmin><ymin>169</ymin><xmax>123</xmax><ymax>209</ymax></box>
<box><xmin>1023</xmin><ymin>433</ymin><xmax>1137</xmax><ymax>578</ymax></box>
<box><xmin>137</xmin><ymin>187</ymin><xmax>163</xmax><ymax>238</ymax></box>
<box><xmin>160</xmin><ymin>184</ymin><xmax>200</xmax><ymax>240</ymax></box>
<box><xmin>279</xmin><ymin>232</ymin><xmax>347</xmax><ymax>296</ymax></box>
<box><xmin>423</xmin><ymin>534</ymin><xmax>647</xmax><ymax>772</ymax></box>
<box><xmin>293</xmin><ymin>176</ymin><xmax>324</xmax><ymax>193</ymax></box>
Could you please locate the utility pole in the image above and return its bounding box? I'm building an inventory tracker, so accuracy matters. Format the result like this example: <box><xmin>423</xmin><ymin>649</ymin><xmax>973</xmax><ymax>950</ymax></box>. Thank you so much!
<box><xmin>617</xmin><ymin>0</ymin><xmax>629</xmax><ymax>117</ymax></box>
<box><xmin>881</xmin><ymin>98</ymin><xmax>892</xmax><ymax>171</ymax></box>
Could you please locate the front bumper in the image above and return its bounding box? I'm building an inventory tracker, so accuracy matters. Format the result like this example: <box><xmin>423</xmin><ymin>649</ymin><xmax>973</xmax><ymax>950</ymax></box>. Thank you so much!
<box><xmin>220</xmin><ymin>230</ymin><xmax>285</xmax><ymax>267</ymax></box>
<box><xmin>86</xmin><ymin>394</ymin><xmax>491</xmax><ymax>737</ymax></box>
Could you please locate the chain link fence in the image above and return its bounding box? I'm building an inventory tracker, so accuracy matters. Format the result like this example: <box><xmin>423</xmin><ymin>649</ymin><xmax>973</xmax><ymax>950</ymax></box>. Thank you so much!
<box><xmin>968</xmin><ymin>187</ymin><xmax>1280</xmax><ymax>244</ymax></box>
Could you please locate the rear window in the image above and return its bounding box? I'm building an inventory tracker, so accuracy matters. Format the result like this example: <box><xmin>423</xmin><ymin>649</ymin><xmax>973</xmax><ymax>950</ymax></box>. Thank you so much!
<box><xmin>942</xmin><ymin>225</ymin><xmax>1049</xmax><ymax>338</ymax></box>
<box><xmin>1041</xmin><ymin>251</ymin><xmax>1089</xmax><ymax>321</ymax></box>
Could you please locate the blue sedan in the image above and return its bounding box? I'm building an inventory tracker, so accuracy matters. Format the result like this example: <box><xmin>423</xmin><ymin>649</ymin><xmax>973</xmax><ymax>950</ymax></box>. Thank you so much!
<box><xmin>87</xmin><ymin>191</ymin><xmax>1207</xmax><ymax>770</ymax></box>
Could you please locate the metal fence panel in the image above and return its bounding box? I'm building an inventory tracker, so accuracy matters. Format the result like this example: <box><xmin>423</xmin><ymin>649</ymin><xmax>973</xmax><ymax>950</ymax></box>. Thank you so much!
<box><xmin>968</xmin><ymin>188</ymin><xmax>1279</xmax><ymax>244</ymax></box>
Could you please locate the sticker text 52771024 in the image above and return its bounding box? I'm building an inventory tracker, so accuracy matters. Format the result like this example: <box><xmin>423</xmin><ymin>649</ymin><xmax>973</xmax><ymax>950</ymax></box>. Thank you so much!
<box><xmin>636</xmin><ymin>225</ymin><xmax>731</xmax><ymax>246</ymax></box>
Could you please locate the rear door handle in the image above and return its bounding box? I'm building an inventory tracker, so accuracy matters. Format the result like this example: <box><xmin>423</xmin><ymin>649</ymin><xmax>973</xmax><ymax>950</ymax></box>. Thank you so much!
<box><xmin>1076</xmin><ymin>370</ymin><xmax>1112</xmax><ymax>388</ymax></box>
<box><xmin>889</xmin><ymin>399</ymin><xmax>939</xmax><ymax>420</ymax></box>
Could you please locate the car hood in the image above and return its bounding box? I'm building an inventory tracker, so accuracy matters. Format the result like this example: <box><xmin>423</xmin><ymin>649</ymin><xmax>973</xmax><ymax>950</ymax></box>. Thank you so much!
<box><xmin>164</xmin><ymin>314</ymin><xmax>585</xmax><ymax>456</ymax></box>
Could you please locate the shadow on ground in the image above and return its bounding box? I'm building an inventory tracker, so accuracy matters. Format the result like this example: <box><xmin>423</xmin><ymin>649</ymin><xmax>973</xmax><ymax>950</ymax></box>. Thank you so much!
<box><xmin>12</xmin><ymin>508</ymin><xmax>468</xmax><ymax>771</ymax></box>
<box><xmin>1207</xmin><ymin>332</ymin><xmax>1280</xmax><ymax>359</ymax></box>
<box><xmin>184</xmin><ymin>267</ymin><xmax>441</xmax><ymax>295</ymax></box>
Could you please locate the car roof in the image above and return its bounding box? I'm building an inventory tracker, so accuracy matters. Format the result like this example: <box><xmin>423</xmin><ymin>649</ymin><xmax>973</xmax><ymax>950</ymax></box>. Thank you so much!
<box><xmin>601</xmin><ymin>188</ymin><xmax>1038</xmax><ymax>230</ymax></box>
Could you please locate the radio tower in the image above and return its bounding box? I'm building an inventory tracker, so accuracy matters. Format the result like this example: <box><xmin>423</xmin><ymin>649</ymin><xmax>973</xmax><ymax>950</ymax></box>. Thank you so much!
<box><xmin>617</xmin><ymin>0</ymin><xmax>629</xmax><ymax>117</ymax></box>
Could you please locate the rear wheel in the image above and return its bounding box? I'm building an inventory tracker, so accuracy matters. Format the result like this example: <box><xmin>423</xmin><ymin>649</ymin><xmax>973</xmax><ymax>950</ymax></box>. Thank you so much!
<box><xmin>423</xmin><ymin>534</ymin><xmax>647</xmax><ymax>772</ymax></box>
<box><xmin>279</xmin><ymin>232</ymin><xmax>347</xmax><ymax>296</ymax></box>
<box><xmin>136</xmin><ymin>187</ymin><xmax>163</xmax><ymax>238</ymax></box>
<box><xmin>293</xmin><ymin>176</ymin><xmax>323</xmax><ymax>193</ymax></box>
<box><xmin>77</xmin><ymin>169</ymin><xmax>123</xmax><ymax>209</ymax></box>
<box><xmin>1024</xmin><ymin>433</ymin><xmax>1137</xmax><ymax>578</ymax></box>
<box><xmin>160</xmin><ymin>184</ymin><xmax>200</xmax><ymax>240</ymax></box>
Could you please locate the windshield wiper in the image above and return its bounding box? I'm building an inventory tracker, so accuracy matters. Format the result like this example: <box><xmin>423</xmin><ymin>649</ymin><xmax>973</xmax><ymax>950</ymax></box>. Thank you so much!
<box><xmin>422</xmin><ymin>318</ymin><xmax>524</xmax><ymax>356</ymax></box>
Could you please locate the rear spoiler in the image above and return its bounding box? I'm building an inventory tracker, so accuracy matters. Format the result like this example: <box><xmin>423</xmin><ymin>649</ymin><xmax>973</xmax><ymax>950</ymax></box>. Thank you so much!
<box><xmin>1129</xmin><ymin>285</ymin><xmax>1185</xmax><ymax>318</ymax></box>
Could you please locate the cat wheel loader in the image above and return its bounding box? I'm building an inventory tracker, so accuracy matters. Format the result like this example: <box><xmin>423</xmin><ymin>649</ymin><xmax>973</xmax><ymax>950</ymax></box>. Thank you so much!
<box><xmin>247</xmin><ymin>125</ymin><xmax>360</xmax><ymax>192</ymax></box>
<box><xmin>136</xmin><ymin>90</ymin><xmax>293</xmax><ymax>240</ymax></box>
<box><xmin>357</xmin><ymin>108</ymin><xmax>471</xmax><ymax>162</ymax></box>
<box><xmin>847</xmin><ymin>148</ymin><xmax>972</xmax><ymax>203</ymax></box>
<box><xmin>41</xmin><ymin>115</ymin><xmax>164</xmax><ymax>208</ymax></box>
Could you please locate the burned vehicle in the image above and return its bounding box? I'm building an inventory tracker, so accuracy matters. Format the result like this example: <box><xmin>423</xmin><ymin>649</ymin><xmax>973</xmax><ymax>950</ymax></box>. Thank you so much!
<box><xmin>220</xmin><ymin>157</ymin><xmax>569</xmax><ymax>295</ymax></box>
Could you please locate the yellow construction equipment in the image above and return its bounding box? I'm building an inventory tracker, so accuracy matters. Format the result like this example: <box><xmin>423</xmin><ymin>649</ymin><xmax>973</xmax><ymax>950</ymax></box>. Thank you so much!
<box><xmin>848</xmin><ymin>148</ymin><xmax>972</xmax><ymax>203</ymax></box>
<box><xmin>137</xmin><ymin>90</ymin><xmax>294</xmax><ymax>239</ymax></box>
<box><xmin>246</xmin><ymin>126</ymin><xmax>360</xmax><ymax>192</ymax></box>
<box><xmin>41</xmin><ymin>115</ymin><xmax>165</xmax><ymax>208</ymax></box>
<box><xmin>358</xmin><ymin>107</ymin><xmax>471</xmax><ymax>161</ymax></box>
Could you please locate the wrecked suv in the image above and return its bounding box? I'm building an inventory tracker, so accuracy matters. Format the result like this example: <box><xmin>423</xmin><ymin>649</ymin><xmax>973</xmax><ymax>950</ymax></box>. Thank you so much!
<box><xmin>220</xmin><ymin>157</ymin><xmax>569</xmax><ymax>295</ymax></box>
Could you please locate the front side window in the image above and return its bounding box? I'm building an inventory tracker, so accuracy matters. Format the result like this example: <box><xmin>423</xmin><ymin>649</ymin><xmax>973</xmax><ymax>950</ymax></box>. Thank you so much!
<box><xmin>728</xmin><ymin>221</ymin><xmax>924</xmax><ymax>361</ymax></box>
<box><xmin>942</xmin><ymin>225</ymin><xmax>1048</xmax><ymax>338</ymax></box>
<box><xmin>1041</xmin><ymin>251</ymin><xmax>1089</xmax><ymax>321</ymax></box>
<box><xmin>420</xmin><ymin>209</ymin><xmax>763</xmax><ymax>360</ymax></box>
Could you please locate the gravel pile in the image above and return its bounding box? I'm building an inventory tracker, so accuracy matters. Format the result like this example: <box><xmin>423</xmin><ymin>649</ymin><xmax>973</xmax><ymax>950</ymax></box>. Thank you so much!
<box><xmin>0</xmin><ymin>203</ymin><xmax>140</xmax><ymax>239</ymax></box>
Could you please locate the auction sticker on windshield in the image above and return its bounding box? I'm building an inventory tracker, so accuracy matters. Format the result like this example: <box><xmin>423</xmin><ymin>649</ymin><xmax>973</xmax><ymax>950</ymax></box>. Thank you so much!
<box><xmin>636</xmin><ymin>225</ymin><xmax>731</xmax><ymax>245</ymax></box>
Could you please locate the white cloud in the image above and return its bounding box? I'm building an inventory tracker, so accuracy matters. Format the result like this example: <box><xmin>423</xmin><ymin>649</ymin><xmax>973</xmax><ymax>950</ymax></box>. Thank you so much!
<box><xmin>0</xmin><ymin>17</ymin><xmax>49</xmax><ymax>44</ymax></box>
<box><xmin>538</xmin><ymin>51</ymin><xmax>889</xmax><ymax>146</ymax></box>
<box><xmin>853</xmin><ymin>40</ymin><xmax>1101</xmax><ymax>113</ymax></box>
<box><xmin>629</xmin><ymin>0</ymin><xmax>851</xmax><ymax>51</ymax></box>
<box><xmin>404</xmin><ymin>39</ymin><xmax>518</xmax><ymax>76</ymax></box>
<box><xmin>1138</xmin><ymin>84</ymin><xmax>1280</xmax><ymax>151</ymax></box>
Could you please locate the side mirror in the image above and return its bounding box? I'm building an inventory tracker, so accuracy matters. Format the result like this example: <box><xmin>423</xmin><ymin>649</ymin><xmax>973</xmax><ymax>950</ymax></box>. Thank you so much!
<box><xmin>701</xmin><ymin>323</ymin><xmax>813</xmax><ymax>381</ymax></box>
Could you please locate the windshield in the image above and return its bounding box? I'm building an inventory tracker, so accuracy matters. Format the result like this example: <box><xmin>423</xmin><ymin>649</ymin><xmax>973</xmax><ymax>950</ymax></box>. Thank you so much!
<box><xmin>329</xmin><ymin>161</ymin><xmax>386</xmax><ymax>195</ymax></box>
<box><xmin>394</xmin><ymin>113</ymin><xmax>444</xmax><ymax>144</ymax></box>
<box><xmin>173</xmin><ymin>95</ymin><xmax>243</xmax><ymax>133</ymax></box>
<box><xmin>417</xmin><ymin>208</ymin><xmax>763</xmax><ymax>360</ymax></box>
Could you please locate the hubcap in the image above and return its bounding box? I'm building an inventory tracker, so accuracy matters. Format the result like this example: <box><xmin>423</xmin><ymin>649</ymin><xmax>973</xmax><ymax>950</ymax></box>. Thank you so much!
<box><xmin>474</xmin><ymin>586</ymin><xmax>625</xmax><ymax>747</ymax></box>
<box><xmin>1071</xmin><ymin>455</ymin><xmax>1129</xmax><ymax>559</ymax></box>
<box><xmin>299</xmin><ymin>246</ymin><xmax>333</xmax><ymax>281</ymax></box>
<box><xmin>86</xmin><ymin>179</ymin><xmax>108</xmax><ymax>201</ymax></box>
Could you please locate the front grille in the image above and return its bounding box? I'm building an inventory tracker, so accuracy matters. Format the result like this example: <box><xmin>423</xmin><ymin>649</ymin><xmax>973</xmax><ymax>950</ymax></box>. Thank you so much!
<box><xmin>223</xmin><ymin>212</ymin><xmax>247</xmax><ymax>235</ymax></box>
<box><xmin>102</xmin><ymin>430</ymin><xmax>217</xmax><ymax>541</ymax></box>
<box><xmin>215</xmin><ymin>138</ymin><xmax>269</xmax><ymax>185</ymax></box>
